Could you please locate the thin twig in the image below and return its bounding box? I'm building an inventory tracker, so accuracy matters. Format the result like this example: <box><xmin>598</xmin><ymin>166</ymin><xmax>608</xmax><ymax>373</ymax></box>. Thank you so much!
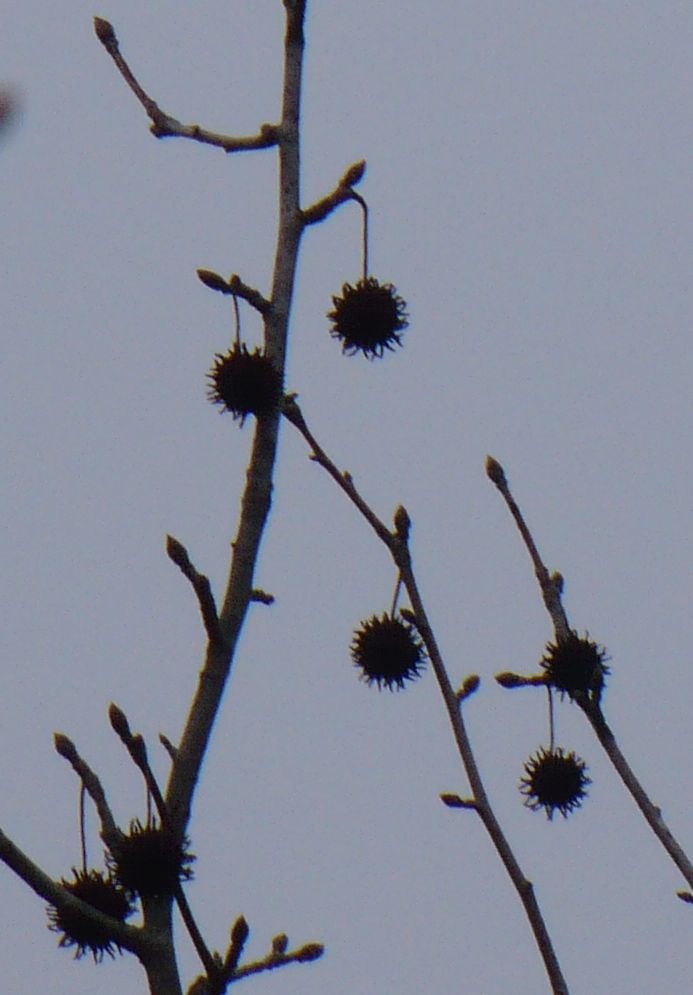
<box><xmin>485</xmin><ymin>457</ymin><xmax>569</xmax><ymax>639</ymax></box>
<box><xmin>164</xmin><ymin>0</ymin><xmax>308</xmax><ymax>851</ymax></box>
<box><xmin>230</xmin><ymin>939</ymin><xmax>324</xmax><ymax>983</ymax></box>
<box><xmin>53</xmin><ymin>734</ymin><xmax>120</xmax><ymax>845</ymax></box>
<box><xmin>108</xmin><ymin>704</ymin><xmax>219</xmax><ymax>975</ymax></box>
<box><xmin>282</xmin><ymin>396</ymin><xmax>393</xmax><ymax>545</ymax></box>
<box><xmin>159</xmin><ymin>733</ymin><xmax>178</xmax><ymax>762</ymax></box>
<box><xmin>0</xmin><ymin>826</ymin><xmax>143</xmax><ymax>954</ymax></box>
<box><xmin>301</xmin><ymin>160</ymin><xmax>367</xmax><ymax>224</ymax></box>
<box><xmin>222</xmin><ymin>915</ymin><xmax>250</xmax><ymax>979</ymax></box>
<box><xmin>196</xmin><ymin>272</ymin><xmax>272</xmax><ymax>315</ymax></box>
<box><xmin>487</xmin><ymin>456</ymin><xmax>693</xmax><ymax>890</ymax></box>
<box><xmin>93</xmin><ymin>18</ymin><xmax>279</xmax><ymax>152</ymax></box>
<box><xmin>166</xmin><ymin>535</ymin><xmax>221</xmax><ymax>645</ymax></box>
<box><xmin>174</xmin><ymin>883</ymin><xmax>221</xmax><ymax>985</ymax></box>
<box><xmin>284</xmin><ymin>400</ymin><xmax>570</xmax><ymax>995</ymax></box>
<box><xmin>580</xmin><ymin>698</ymin><xmax>693</xmax><ymax>888</ymax></box>
<box><xmin>228</xmin><ymin>275</ymin><xmax>272</xmax><ymax>315</ymax></box>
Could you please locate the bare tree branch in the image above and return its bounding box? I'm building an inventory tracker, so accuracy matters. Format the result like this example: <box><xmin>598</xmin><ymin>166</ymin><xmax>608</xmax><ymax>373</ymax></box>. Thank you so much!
<box><xmin>93</xmin><ymin>18</ymin><xmax>279</xmax><ymax>152</ymax></box>
<box><xmin>196</xmin><ymin>272</ymin><xmax>272</xmax><ymax>315</ymax></box>
<box><xmin>488</xmin><ymin>456</ymin><xmax>693</xmax><ymax>890</ymax></box>
<box><xmin>166</xmin><ymin>535</ymin><xmax>221</xmax><ymax>645</ymax></box>
<box><xmin>164</xmin><ymin>0</ymin><xmax>308</xmax><ymax>857</ymax></box>
<box><xmin>284</xmin><ymin>399</ymin><xmax>570</xmax><ymax>995</ymax></box>
<box><xmin>301</xmin><ymin>160</ymin><xmax>367</xmax><ymax>224</ymax></box>
<box><xmin>53</xmin><ymin>733</ymin><xmax>120</xmax><ymax>846</ymax></box>
<box><xmin>486</xmin><ymin>456</ymin><xmax>570</xmax><ymax>639</ymax></box>
<box><xmin>0</xmin><ymin>827</ymin><xmax>143</xmax><ymax>955</ymax></box>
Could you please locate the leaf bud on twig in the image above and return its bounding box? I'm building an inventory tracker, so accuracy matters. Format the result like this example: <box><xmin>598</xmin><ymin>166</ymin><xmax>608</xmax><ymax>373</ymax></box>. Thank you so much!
<box><xmin>93</xmin><ymin>16</ymin><xmax>116</xmax><ymax>46</ymax></box>
<box><xmin>109</xmin><ymin>702</ymin><xmax>132</xmax><ymax>742</ymax></box>
<box><xmin>53</xmin><ymin>732</ymin><xmax>77</xmax><ymax>761</ymax></box>
<box><xmin>495</xmin><ymin>671</ymin><xmax>527</xmax><ymax>688</ymax></box>
<box><xmin>197</xmin><ymin>269</ymin><xmax>231</xmax><ymax>293</ymax></box>
<box><xmin>295</xmin><ymin>942</ymin><xmax>324</xmax><ymax>963</ymax></box>
<box><xmin>456</xmin><ymin>674</ymin><xmax>481</xmax><ymax>701</ymax></box>
<box><xmin>485</xmin><ymin>454</ymin><xmax>507</xmax><ymax>487</ymax></box>
<box><xmin>393</xmin><ymin>504</ymin><xmax>411</xmax><ymax>540</ymax></box>
<box><xmin>271</xmin><ymin>933</ymin><xmax>289</xmax><ymax>955</ymax></box>
<box><xmin>341</xmin><ymin>159</ymin><xmax>366</xmax><ymax>188</ymax></box>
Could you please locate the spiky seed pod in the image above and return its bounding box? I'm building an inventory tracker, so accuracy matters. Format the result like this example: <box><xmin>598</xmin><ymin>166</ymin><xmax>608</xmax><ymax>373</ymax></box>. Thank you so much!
<box><xmin>351</xmin><ymin>612</ymin><xmax>426</xmax><ymax>690</ymax></box>
<box><xmin>207</xmin><ymin>345</ymin><xmax>283</xmax><ymax>425</ymax></box>
<box><xmin>47</xmin><ymin>868</ymin><xmax>133</xmax><ymax>962</ymax></box>
<box><xmin>108</xmin><ymin>820</ymin><xmax>195</xmax><ymax>899</ymax></box>
<box><xmin>541</xmin><ymin>631</ymin><xmax>609</xmax><ymax>701</ymax></box>
<box><xmin>328</xmin><ymin>277</ymin><xmax>408</xmax><ymax>358</ymax></box>
<box><xmin>520</xmin><ymin>747</ymin><xmax>591</xmax><ymax>820</ymax></box>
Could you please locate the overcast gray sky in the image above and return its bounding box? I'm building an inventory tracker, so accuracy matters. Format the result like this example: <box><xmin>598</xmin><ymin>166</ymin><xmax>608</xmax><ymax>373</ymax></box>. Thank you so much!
<box><xmin>2</xmin><ymin>2</ymin><xmax>692</xmax><ymax>993</ymax></box>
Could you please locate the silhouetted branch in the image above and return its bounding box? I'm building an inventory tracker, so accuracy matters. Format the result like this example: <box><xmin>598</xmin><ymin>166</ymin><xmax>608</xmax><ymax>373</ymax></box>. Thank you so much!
<box><xmin>163</xmin><ymin>1</ymin><xmax>311</xmax><ymax>883</ymax></box>
<box><xmin>53</xmin><ymin>734</ymin><xmax>120</xmax><ymax>845</ymax></box>
<box><xmin>0</xmin><ymin>826</ymin><xmax>144</xmax><ymax>953</ymax></box>
<box><xmin>197</xmin><ymin>271</ymin><xmax>272</xmax><ymax>315</ymax></box>
<box><xmin>159</xmin><ymin>733</ymin><xmax>178</xmax><ymax>762</ymax></box>
<box><xmin>488</xmin><ymin>457</ymin><xmax>693</xmax><ymax>890</ymax></box>
<box><xmin>285</xmin><ymin>399</ymin><xmax>569</xmax><ymax>995</ymax></box>
<box><xmin>486</xmin><ymin>456</ymin><xmax>569</xmax><ymax>639</ymax></box>
<box><xmin>107</xmin><ymin>704</ymin><xmax>218</xmax><ymax>976</ymax></box>
<box><xmin>166</xmin><ymin>535</ymin><xmax>221</xmax><ymax>645</ymax></box>
<box><xmin>230</xmin><ymin>936</ymin><xmax>324</xmax><ymax>983</ymax></box>
<box><xmin>93</xmin><ymin>18</ymin><xmax>279</xmax><ymax>152</ymax></box>
<box><xmin>301</xmin><ymin>160</ymin><xmax>367</xmax><ymax>224</ymax></box>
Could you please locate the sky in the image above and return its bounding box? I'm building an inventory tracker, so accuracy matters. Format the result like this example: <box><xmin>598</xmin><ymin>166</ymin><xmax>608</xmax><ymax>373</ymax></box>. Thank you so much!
<box><xmin>2</xmin><ymin>2</ymin><xmax>692</xmax><ymax>993</ymax></box>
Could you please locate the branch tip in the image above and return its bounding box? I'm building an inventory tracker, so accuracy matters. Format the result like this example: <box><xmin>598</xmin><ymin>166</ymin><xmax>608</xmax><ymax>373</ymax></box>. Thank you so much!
<box><xmin>271</xmin><ymin>933</ymin><xmax>289</xmax><ymax>956</ymax></box>
<box><xmin>108</xmin><ymin>702</ymin><xmax>132</xmax><ymax>742</ymax></box>
<box><xmin>231</xmin><ymin>914</ymin><xmax>250</xmax><ymax>945</ymax></box>
<box><xmin>93</xmin><ymin>16</ymin><xmax>116</xmax><ymax>47</ymax></box>
<box><xmin>456</xmin><ymin>674</ymin><xmax>481</xmax><ymax>701</ymax></box>
<box><xmin>485</xmin><ymin>454</ymin><xmax>506</xmax><ymax>488</ymax></box>
<box><xmin>159</xmin><ymin>733</ymin><xmax>178</xmax><ymax>761</ymax></box>
<box><xmin>130</xmin><ymin>733</ymin><xmax>148</xmax><ymax>766</ymax></box>
<box><xmin>223</xmin><ymin>914</ymin><xmax>250</xmax><ymax>976</ymax></box>
<box><xmin>341</xmin><ymin>159</ymin><xmax>366</xmax><ymax>188</ymax></box>
<box><xmin>197</xmin><ymin>269</ymin><xmax>230</xmax><ymax>294</ymax></box>
<box><xmin>250</xmin><ymin>588</ymin><xmax>275</xmax><ymax>605</ymax></box>
<box><xmin>550</xmin><ymin>570</ymin><xmax>565</xmax><ymax>595</ymax></box>
<box><xmin>166</xmin><ymin>533</ymin><xmax>191</xmax><ymax>570</ymax></box>
<box><xmin>496</xmin><ymin>671</ymin><xmax>523</xmax><ymax>688</ymax></box>
<box><xmin>393</xmin><ymin>504</ymin><xmax>411</xmax><ymax>541</ymax></box>
<box><xmin>441</xmin><ymin>793</ymin><xmax>478</xmax><ymax>811</ymax></box>
<box><xmin>53</xmin><ymin>732</ymin><xmax>77</xmax><ymax>761</ymax></box>
<box><xmin>295</xmin><ymin>942</ymin><xmax>324</xmax><ymax>963</ymax></box>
